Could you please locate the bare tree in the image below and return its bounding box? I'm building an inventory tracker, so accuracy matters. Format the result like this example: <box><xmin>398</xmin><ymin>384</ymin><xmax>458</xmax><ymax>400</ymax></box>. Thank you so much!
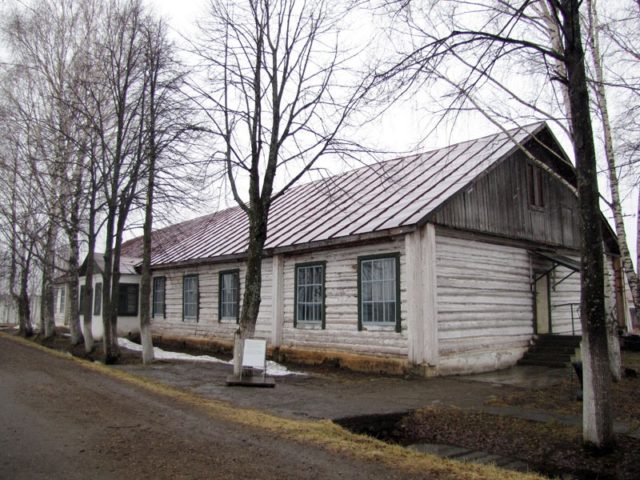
<box><xmin>2</xmin><ymin>0</ymin><xmax>110</xmax><ymax>345</ymax></box>
<box><xmin>192</xmin><ymin>0</ymin><xmax>369</xmax><ymax>374</ymax></box>
<box><xmin>86</xmin><ymin>0</ymin><xmax>151</xmax><ymax>363</ymax></box>
<box><xmin>0</xmin><ymin>82</ymin><xmax>41</xmax><ymax>337</ymax></box>
<box><xmin>137</xmin><ymin>18</ymin><xmax>195</xmax><ymax>364</ymax></box>
<box><xmin>378</xmin><ymin>0</ymin><xmax>614</xmax><ymax>449</ymax></box>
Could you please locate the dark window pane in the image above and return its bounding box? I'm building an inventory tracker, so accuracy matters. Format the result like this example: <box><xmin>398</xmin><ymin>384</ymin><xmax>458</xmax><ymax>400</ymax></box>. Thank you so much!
<box><xmin>94</xmin><ymin>283</ymin><xmax>102</xmax><ymax>315</ymax></box>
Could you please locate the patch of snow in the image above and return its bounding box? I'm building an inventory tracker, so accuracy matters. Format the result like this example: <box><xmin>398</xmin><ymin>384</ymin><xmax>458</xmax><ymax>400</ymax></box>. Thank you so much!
<box><xmin>117</xmin><ymin>338</ymin><xmax>305</xmax><ymax>376</ymax></box>
<box><xmin>265</xmin><ymin>360</ymin><xmax>305</xmax><ymax>377</ymax></box>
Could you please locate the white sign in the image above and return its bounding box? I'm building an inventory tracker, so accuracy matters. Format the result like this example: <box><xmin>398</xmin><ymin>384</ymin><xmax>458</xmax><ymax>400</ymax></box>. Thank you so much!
<box><xmin>242</xmin><ymin>339</ymin><xmax>267</xmax><ymax>370</ymax></box>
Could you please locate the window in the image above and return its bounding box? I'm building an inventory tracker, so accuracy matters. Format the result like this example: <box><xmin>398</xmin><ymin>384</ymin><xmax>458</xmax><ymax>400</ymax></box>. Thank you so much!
<box><xmin>358</xmin><ymin>254</ymin><xmax>400</xmax><ymax>332</ymax></box>
<box><xmin>59</xmin><ymin>286</ymin><xmax>65</xmax><ymax>314</ymax></box>
<box><xmin>183</xmin><ymin>275</ymin><xmax>199</xmax><ymax>321</ymax></box>
<box><xmin>295</xmin><ymin>263</ymin><xmax>325</xmax><ymax>327</ymax></box>
<box><xmin>79</xmin><ymin>285</ymin><xmax>89</xmax><ymax>316</ymax></box>
<box><xmin>94</xmin><ymin>283</ymin><xmax>102</xmax><ymax>315</ymax></box>
<box><xmin>526</xmin><ymin>163</ymin><xmax>544</xmax><ymax>208</ymax></box>
<box><xmin>152</xmin><ymin>277</ymin><xmax>166</xmax><ymax>318</ymax></box>
<box><xmin>219</xmin><ymin>270</ymin><xmax>239</xmax><ymax>322</ymax></box>
<box><xmin>118</xmin><ymin>283</ymin><xmax>139</xmax><ymax>317</ymax></box>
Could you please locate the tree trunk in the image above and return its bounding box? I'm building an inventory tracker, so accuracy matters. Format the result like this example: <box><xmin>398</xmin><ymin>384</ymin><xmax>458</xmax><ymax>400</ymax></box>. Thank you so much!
<box><xmin>560</xmin><ymin>0</ymin><xmax>614</xmax><ymax>450</ymax></box>
<box><xmin>102</xmin><ymin>203</ymin><xmax>119</xmax><ymax>364</ymax></box>
<box><xmin>637</xmin><ymin>187</ymin><xmax>640</xmax><ymax>327</ymax></box>
<box><xmin>17</xmin><ymin>267</ymin><xmax>33</xmax><ymax>337</ymax></box>
<box><xmin>603</xmin><ymin>258</ymin><xmax>622</xmax><ymax>381</ymax></box>
<box><xmin>233</xmin><ymin>211</ymin><xmax>268</xmax><ymax>375</ymax></box>
<box><xmin>139</xmin><ymin>95</ymin><xmax>157</xmax><ymax>365</ymax></box>
<box><xmin>82</xmin><ymin>236</ymin><xmax>95</xmax><ymax>353</ymax></box>
<box><xmin>67</xmin><ymin>227</ymin><xmax>83</xmax><ymax>346</ymax></box>
<box><xmin>41</xmin><ymin>220</ymin><xmax>57</xmax><ymax>339</ymax></box>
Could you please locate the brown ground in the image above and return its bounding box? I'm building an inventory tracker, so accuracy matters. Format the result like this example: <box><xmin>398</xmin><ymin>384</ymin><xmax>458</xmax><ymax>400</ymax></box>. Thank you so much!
<box><xmin>393</xmin><ymin>407</ymin><xmax>640</xmax><ymax>480</ymax></box>
<box><xmin>486</xmin><ymin>352</ymin><xmax>640</xmax><ymax>429</ymax></box>
<box><xmin>18</xmin><ymin>329</ymin><xmax>640</xmax><ymax>479</ymax></box>
<box><xmin>392</xmin><ymin>352</ymin><xmax>640</xmax><ymax>480</ymax></box>
<box><xmin>0</xmin><ymin>334</ymin><xmax>433</xmax><ymax>480</ymax></box>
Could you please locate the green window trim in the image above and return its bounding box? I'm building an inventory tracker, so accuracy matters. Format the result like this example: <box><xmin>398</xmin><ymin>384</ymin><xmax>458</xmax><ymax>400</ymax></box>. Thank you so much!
<box><xmin>152</xmin><ymin>276</ymin><xmax>166</xmax><ymax>319</ymax></box>
<box><xmin>294</xmin><ymin>261</ymin><xmax>326</xmax><ymax>329</ymax></box>
<box><xmin>218</xmin><ymin>269</ymin><xmax>240</xmax><ymax>323</ymax></box>
<box><xmin>357</xmin><ymin>253</ymin><xmax>401</xmax><ymax>333</ymax></box>
<box><xmin>79</xmin><ymin>285</ymin><xmax>88</xmax><ymax>316</ymax></box>
<box><xmin>118</xmin><ymin>283</ymin><xmax>139</xmax><ymax>317</ymax></box>
<box><xmin>182</xmin><ymin>274</ymin><xmax>199</xmax><ymax>322</ymax></box>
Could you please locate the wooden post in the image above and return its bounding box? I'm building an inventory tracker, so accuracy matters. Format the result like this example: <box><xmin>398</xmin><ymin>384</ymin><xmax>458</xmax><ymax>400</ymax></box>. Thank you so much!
<box><xmin>405</xmin><ymin>230</ymin><xmax>424</xmax><ymax>365</ymax></box>
<box><xmin>422</xmin><ymin>223</ymin><xmax>439</xmax><ymax>365</ymax></box>
<box><xmin>271</xmin><ymin>255</ymin><xmax>284</xmax><ymax>347</ymax></box>
<box><xmin>405</xmin><ymin>224</ymin><xmax>439</xmax><ymax>367</ymax></box>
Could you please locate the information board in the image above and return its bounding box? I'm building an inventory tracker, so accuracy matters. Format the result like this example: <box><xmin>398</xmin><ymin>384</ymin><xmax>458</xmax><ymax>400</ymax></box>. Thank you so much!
<box><xmin>242</xmin><ymin>339</ymin><xmax>267</xmax><ymax>370</ymax></box>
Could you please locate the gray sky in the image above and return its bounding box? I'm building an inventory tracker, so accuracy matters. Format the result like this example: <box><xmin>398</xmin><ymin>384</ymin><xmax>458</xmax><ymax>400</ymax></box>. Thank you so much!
<box><xmin>146</xmin><ymin>0</ymin><xmax>638</xmax><ymax>264</ymax></box>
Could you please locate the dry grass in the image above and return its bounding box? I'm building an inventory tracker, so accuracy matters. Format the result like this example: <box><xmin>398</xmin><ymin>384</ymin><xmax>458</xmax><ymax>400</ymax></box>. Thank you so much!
<box><xmin>2</xmin><ymin>332</ymin><xmax>543</xmax><ymax>480</ymax></box>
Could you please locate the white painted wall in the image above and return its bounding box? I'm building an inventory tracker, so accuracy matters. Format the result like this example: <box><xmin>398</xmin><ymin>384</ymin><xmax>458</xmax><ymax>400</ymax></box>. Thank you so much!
<box><xmin>435</xmin><ymin>232</ymin><xmax>535</xmax><ymax>374</ymax></box>
<box><xmin>79</xmin><ymin>274</ymin><xmax>141</xmax><ymax>340</ymax></box>
<box><xmin>281</xmin><ymin>238</ymin><xmax>408</xmax><ymax>357</ymax></box>
<box><xmin>150</xmin><ymin>239</ymin><xmax>408</xmax><ymax>358</ymax></box>
<box><xmin>150</xmin><ymin>258</ymin><xmax>272</xmax><ymax>342</ymax></box>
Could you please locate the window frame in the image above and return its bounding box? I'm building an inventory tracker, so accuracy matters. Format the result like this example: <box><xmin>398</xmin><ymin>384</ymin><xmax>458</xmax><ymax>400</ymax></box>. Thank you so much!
<box><xmin>59</xmin><ymin>286</ymin><xmax>66</xmax><ymax>314</ymax></box>
<box><xmin>218</xmin><ymin>269</ymin><xmax>240</xmax><ymax>323</ymax></box>
<box><xmin>294</xmin><ymin>261</ymin><xmax>326</xmax><ymax>328</ymax></box>
<box><xmin>182</xmin><ymin>274</ymin><xmax>199</xmax><ymax>322</ymax></box>
<box><xmin>526</xmin><ymin>163</ymin><xmax>545</xmax><ymax>209</ymax></box>
<box><xmin>357</xmin><ymin>253</ymin><xmax>401</xmax><ymax>332</ymax></box>
<box><xmin>79</xmin><ymin>285</ymin><xmax>88</xmax><ymax>316</ymax></box>
<box><xmin>152</xmin><ymin>276</ymin><xmax>166</xmax><ymax>319</ymax></box>
<box><xmin>118</xmin><ymin>283</ymin><xmax>139</xmax><ymax>317</ymax></box>
<box><xmin>94</xmin><ymin>283</ymin><xmax>102</xmax><ymax>316</ymax></box>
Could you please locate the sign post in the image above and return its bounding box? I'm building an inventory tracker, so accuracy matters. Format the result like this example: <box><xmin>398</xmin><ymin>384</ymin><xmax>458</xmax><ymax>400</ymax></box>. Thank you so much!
<box><xmin>226</xmin><ymin>338</ymin><xmax>275</xmax><ymax>387</ymax></box>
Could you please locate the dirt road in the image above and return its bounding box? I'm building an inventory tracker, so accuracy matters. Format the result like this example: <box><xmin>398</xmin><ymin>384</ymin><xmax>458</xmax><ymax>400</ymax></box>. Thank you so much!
<box><xmin>0</xmin><ymin>336</ymin><xmax>407</xmax><ymax>480</ymax></box>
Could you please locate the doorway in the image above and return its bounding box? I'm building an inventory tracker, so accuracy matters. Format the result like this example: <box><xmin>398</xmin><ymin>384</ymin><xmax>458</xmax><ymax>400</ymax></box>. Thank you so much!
<box><xmin>535</xmin><ymin>274</ymin><xmax>550</xmax><ymax>334</ymax></box>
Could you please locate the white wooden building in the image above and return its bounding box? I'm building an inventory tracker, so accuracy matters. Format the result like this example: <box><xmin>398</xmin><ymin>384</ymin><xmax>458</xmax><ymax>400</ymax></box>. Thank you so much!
<box><xmin>77</xmin><ymin>123</ymin><xmax>628</xmax><ymax>375</ymax></box>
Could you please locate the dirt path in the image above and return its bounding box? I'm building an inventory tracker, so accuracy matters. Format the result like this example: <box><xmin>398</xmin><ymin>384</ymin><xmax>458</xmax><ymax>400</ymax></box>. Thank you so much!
<box><xmin>0</xmin><ymin>336</ymin><xmax>413</xmax><ymax>480</ymax></box>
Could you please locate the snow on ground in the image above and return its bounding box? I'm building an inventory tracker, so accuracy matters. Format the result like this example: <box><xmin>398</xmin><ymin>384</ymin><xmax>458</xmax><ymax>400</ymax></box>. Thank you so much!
<box><xmin>118</xmin><ymin>338</ymin><xmax>305</xmax><ymax>376</ymax></box>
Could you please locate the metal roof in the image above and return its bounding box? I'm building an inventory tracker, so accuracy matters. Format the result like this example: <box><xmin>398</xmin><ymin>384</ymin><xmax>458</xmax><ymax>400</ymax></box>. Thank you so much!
<box><xmin>121</xmin><ymin>122</ymin><xmax>550</xmax><ymax>267</ymax></box>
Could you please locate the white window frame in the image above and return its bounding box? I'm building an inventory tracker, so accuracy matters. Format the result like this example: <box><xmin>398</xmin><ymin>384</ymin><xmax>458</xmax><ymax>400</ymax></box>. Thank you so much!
<box><xmin>295</xmin><ymin>263</ymin><xmax>325</xmax><ymax>327</ymax></box>
<box><xmin>358</xmin><ymin>254</ymin><xmax>400</xmax><ymax>331</ymax></box>
<box><xmin>183</xmin><ymin>275</ymin><xmax>198</xmax><ymax>322</ymax></box>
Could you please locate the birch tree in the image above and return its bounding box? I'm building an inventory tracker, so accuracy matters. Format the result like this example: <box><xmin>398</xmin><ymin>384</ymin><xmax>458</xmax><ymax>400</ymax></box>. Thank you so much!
<box><xmin>138</xmin><ymin>18</ymin><xmax>194</xmax><ymax>364</ymax></box>
<box><xmin>379</xmin><ymin>0</ymin><xmax>615</xmax><ymax>450</ymax></box>
<box><xmin>2</xmin><ymin>0</ymin><xmax>108</xmax><ymax>345</ymax></box>
<box><xmin>192</xmin><ymin>0</ymin><xmax>369</xmax><ymax>374</ymax></box>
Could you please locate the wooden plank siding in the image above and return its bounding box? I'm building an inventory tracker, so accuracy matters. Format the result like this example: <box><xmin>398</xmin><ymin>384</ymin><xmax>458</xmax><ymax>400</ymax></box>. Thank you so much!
<box><xmin>281</xmin><ymin>239</ymin><xmax>408</xmax><ymax>357</ymax></box>
<box><xmin>428</xmin><ymin>150</ymin><xmax>581</xmax><ymax>250</ymax></box>
<box><xmin>435</xmin><ymin>233</ymin><xmax>534</xmax><ymax>373</ymax></box>
<box><xmin>150</xmin><ymin>258</ymin><xmax>273</xmax><ymax>342</ymax></box>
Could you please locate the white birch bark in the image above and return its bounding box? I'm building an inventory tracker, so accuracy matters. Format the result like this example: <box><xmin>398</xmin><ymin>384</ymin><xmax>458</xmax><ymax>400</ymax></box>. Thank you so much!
<box><xmin>587</xmin><ymin>0</ymin><xmax>640</xmax><ymax>331</ymax></box>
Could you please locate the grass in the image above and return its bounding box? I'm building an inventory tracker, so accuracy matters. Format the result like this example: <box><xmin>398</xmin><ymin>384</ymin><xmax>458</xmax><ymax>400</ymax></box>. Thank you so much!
<box><xmin>1</xmin><ymin>331</ymin><xmax>544</xmax><ymax>480</ymax></box>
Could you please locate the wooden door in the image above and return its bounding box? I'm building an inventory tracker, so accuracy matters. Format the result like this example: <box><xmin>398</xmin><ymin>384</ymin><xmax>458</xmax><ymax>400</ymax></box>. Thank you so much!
<box><xmin>535</xmin><ymin>274</ymin><xmax>550</xmax><ymax>334</ymax></box>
